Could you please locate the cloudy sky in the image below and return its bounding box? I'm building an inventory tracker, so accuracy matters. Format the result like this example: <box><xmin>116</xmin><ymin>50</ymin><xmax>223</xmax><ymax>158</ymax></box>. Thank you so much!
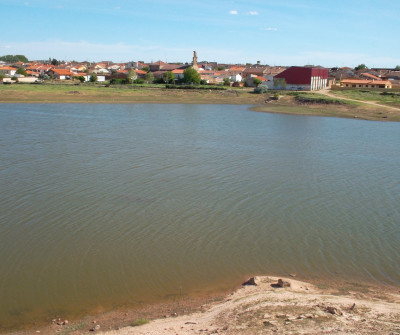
<box><xmin>1</xmin><ymin>0</ymin><xmax>400</xmax><ymax>67</ymax></box>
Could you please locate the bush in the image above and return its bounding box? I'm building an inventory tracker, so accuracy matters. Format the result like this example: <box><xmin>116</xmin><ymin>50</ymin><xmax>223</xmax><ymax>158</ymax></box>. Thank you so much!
<box><xmin>134</xmin><ymin>78</ymin><xmax>145</xmax><ymax>84</ymax></box>
<box><xmin>253</xmin><ymin>86</ymin><xmax>268</xmax><ymax>94</ymax></box>
<box><xmin>89</xmin><ymin>73</ymin><xmax>98</xmax><ymax>82</ymax></box>
<box><xmin>76</xmin><ymin>76</ymin><xmax>85</xmax><ymax>83</ymax></box>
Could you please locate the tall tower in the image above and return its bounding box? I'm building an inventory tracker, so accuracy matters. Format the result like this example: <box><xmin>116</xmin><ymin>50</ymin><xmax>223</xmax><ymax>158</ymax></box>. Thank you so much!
<box><xmin>192</xmin><ymin>51</ymin><xmax>198</xmax><ymax>70</ymax></box>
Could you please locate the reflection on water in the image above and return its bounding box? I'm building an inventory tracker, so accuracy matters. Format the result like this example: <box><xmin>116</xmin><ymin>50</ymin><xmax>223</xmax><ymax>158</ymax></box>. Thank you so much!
<box><xmin>0</xmin><ymin>103</ymin><xmax>400</xmax><ymax>329</ymax></box>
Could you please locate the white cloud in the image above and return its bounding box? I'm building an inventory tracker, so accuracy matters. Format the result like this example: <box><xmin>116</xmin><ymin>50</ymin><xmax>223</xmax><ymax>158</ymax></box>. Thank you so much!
<box><xmin>229</xmin><ymin>10</ymin><xmax>238</xmax><ymax>15</ymax></box>
<box><xmin>247</xmin><ymin>11</ymin><xmax>259</xmax><ymax>15</ymax></box>
<box><xmin>264</xmin><ymin>27</ymin><xmax>278</xmax><ymax>31</ymax></box>
<box><xmin>115</xmin><ymin>6</ymin><xmax>121</xmax><ymax>10</ymax></box>
<box><xmin>24</xmin><ymin>2</ymin><xmax>29</xmax><ymax>6</ymax></box>
<box><xmin>1</xmin><ymin>45</ymin><xmax>11</xmax><ymax>50</ymax></box>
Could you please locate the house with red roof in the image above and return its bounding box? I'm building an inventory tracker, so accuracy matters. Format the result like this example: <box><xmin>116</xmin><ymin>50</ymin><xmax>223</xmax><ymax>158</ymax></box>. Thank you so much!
<box><xmin>339</xmin><ymin>79</ymin><xmax>392</xmax><ymax>89</ymax></box>
<box><xmin>0</xmin><ymin>66</ymin><xmax>17</xmax><ymax>76</ymax></box>
<box><xmin>49</xmin><ymin>69</ymin><xmax>75</xmax><ymax>80</ymax></box>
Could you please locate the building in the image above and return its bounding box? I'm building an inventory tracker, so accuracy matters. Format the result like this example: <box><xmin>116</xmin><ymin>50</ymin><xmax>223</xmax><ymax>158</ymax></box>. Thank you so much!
<box><xmin>0</xmin><ymin>66</ymin><xmax>17</xmax><ymax>77</ymax></box>
<box><xmin>339</xmin><ymin>79</ymin><xmax>392</xmax><ymax>89</ymax></box>
<box><xmin>273</xmin><ymin>66</ymin><xmax>329</xmax><ymax>90</ymax></box>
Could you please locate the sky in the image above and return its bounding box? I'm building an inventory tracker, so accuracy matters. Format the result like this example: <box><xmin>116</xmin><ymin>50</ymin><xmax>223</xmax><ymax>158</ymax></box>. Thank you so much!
<box><xmin>1</xmin><ymin>0</ymin><xmax>400</xmax><ymax>67</ymax></box>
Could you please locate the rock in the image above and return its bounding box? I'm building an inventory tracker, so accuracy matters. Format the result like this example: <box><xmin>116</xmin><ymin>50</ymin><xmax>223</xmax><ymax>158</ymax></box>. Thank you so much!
<box><xmin>325</xmin><ymin>306</ymin><xmax>343</xmax><ymax>315</ymax></box>
<box><xmin>277</xmin><ymin>279</ymin><xmax>291</xmax><ymax>288</ymax></box>
<box><xmin>89</xmin><ymin>324</ymin><xmax>101</xmax><ymax>331</ymax></box>
<box><xmin>275</xmin><ymin>314</ymin><xmax>288</xmax><ymax>319</ymax></box>
<box><xmin>242</xmin><ymin>277</ymin><xmax>259</xmax><ymax>286</ymax></box>
<box><xmin>185</xmin><ymin>322</ymin><xmax>197</xmax><ymax>324</ymax></box>
<box><xmin>349</xmin><ymin>303</ymin><xmax>356</xmax><ymax>311</ymax></box>
<box><xmin>288</xmin><ymin>273</ymin><xmax>296</xmax><ymax>277</ymax></box>
<box><xmin>263</xmin><ymin>321</ymin><xmax>277</xmax><ymax>327</ymax></box>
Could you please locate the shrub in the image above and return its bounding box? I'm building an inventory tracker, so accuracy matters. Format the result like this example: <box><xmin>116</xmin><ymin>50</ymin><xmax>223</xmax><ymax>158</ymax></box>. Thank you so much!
<box><xmin>253</xmin><ymin>86</ymin><xmax>268</xmax><ymax>94</ymax></box>
<box><xmin>134</xmin><ymin>78</ymin><xmax>145</xmax><ymax>84</ymax></box>
<box><xmin>76</xmin><ymin>76</ymin><xmax>85</xmax><ymax>83</ymax></box>
<box><xmin>89</xmin><ymin>73</ymin><xmax>98</xmax><ymax>82</ymax></box>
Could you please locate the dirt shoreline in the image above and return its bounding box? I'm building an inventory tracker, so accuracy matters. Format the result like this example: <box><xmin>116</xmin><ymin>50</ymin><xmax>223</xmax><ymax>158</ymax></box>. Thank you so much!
<box><xmin>7</xmin><ymin>276</ymin><xmax>400</xmax><ymax>335</ymax></box>
<box><xmin>1</xmin><ymin>85</ymin><xmax>400</xmax><ymax>122</ymax></box>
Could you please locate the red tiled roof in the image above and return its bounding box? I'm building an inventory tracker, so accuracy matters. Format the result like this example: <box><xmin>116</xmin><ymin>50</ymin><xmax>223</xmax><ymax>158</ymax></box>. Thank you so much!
<box><xmin>341</xmin><ymin>79</ymin><xmax>391</xmax><ymax>85</ymax></box>
<box><xmin>171</xmin><ymin>69</ymin><xmax>184</xmax><ymax>74</ymax></box>
<box><xmin>0</xmin><ymin>66</ymin><xmax>16</xmax><ymax>70</ymax></box>
<box><xmin>229</xmin><ymin>66</ymin><xmax>246</xmax><ymax>72</ymax></box>
<box><xmin>52</xmin><ymin>69</ymin><xmax>74</xmax><ymax>75</ymax></box>
<box><xmin>135</xmin><ymin>70</ymin><xmax>147</xmax><ymax>75</ymax></box>
<box><xmin>361</xmin><ymin>73</ymin><xmax>381</xmax><ymax>80</ymax></box>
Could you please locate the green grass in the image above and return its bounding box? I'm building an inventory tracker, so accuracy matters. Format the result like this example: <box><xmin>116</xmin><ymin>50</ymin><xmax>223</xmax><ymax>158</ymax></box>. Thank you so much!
<box><xmin>287</xmin><ymin>92</ymin><xmax>352</xmax><ymax>105</ymax></box>
<box><xmin>131</xmin><ymin>318</ymin><xmax>150</xmax><ymax>327</ymax></box>
<box><xmin>330</xmin><ymin>89</ymin><xmax>400</xmax><ymax>107</ymax></box>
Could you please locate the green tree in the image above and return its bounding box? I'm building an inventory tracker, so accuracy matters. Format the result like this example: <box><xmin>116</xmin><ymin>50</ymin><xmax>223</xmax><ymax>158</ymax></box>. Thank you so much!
<box><xmin>163</xmin><ymin>71</ymin><xmax>175</xmax><ymax>84</ymax></box>
<box><xmin>355</xmin><ymin>64</ymin><xmax>367</xmax><ymax>71</ymax></box>
<box><xmin>145</xmin><ymin>72</ymin><xmax>154</xmax><ymax>83</ymax></box>
<box><xmin>395</xmin><ymin>65</ymin><xmax>400</xmax><ymax>70</ymax></box>
<box><xmin>142</xmin><ymin>66</ymin><xmax>149</xmax><ymax>72</ymax></box>
<box><xmin>127</xmin><ymin>69</ymin><xmax>137</xmax><ymax>83</ymax></box>
<box><xmin>183</xmin><ymin>67</ymin><xmax>200</xmax><ymax>84</ymax></box>
<box><xmin>76</xmin><ymin>76</ymin><xmax>85</xmax><ymax>83</ymax></box>
<box><xmin>253</xmin><ymin>78</ymin><xmax>262</xmax><ymax>87</ymax></box>
<box><xmin>51</xmin><ymin>58</ymin><xmax>60</xmax><ymax>66</ymax></box>
<box><xmin>16</xmin><ymin>68</ymin><xmax>27</xmax><ymax>76</ymax></box>
<box><xmin>0</xmin><ymin>55</ymin><xmax>28</xmax><ymax>63</ymax></box>
<box><xmin>223</xmin><ymin>78</ymin><xmax>231</xmax><ymax>86</ymax></box>
<box><xmin>89</xmin><ymin>73</ymin><xmax>98</xmax><ymax>82</ymax></box>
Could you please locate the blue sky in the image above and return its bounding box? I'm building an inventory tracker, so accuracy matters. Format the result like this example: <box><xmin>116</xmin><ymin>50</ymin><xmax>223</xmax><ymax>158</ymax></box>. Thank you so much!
<box><xmin>1</xmin><ymin>0</ymin><xmax>400</xmax><ymax>67</ymax></box>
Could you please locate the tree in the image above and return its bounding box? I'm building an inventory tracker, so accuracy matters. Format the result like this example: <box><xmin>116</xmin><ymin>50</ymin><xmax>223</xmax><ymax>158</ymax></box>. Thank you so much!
<box><xmin>395</xmin><ymin>65</ymin><xmax>400</xmax><ymax>70</ymax></box>
<box><xmin>253</xmin><ymin>78</ymin><xmax>262</xmax><ymax>87</ymax></box>
<box><xmin>0</xmin><ymin>55</ymin><xmax>28</xmax><ymax>63</ymax></box>
<box><xmin>76</xmin><ymin>76</ymin><xmax>85</xmax><ymax>83</ymax></box>
<box><xmin>355</xmin><ymin>64</ymin><xmax>367</xmax><ymax>71</ymax></box>
<box><xmin>145</xmin><ymin>72</ymin><xmax>154</xmax><ymax>83</ymax></box>
<box><xmin>142</xmin><ymin>66</ymin><xmax>149</xmax><ymax>72</ymax></box>
<box><xmin>223</xmin><ymin>78</ymin><xmax>231</xmax><ymax>86</ymax></box>
<box><xmin>16</xmin><ymin>68</ymin><xmax>27</xmax><ymax>76</ymax></box>
<box><xmin>51</xmin><ymin>58</ymin><xmax>60</xmax><ymax>66</ymax></box>
<box><xmin>127</xmin><ymin>69</ymin><xmax>137</xmax><ymax>83</ymax></box>
<box><xmin>163</xmin><ymin>71</ymin><xmax>175</xmax><ymax>84</ymax></box>
<box><xmin>89</xmin><ymin>73</ymin><xmax>98</xmax><ymax>82</ymax></box>
<box><xmin>183</xmin><ymin>67</ymin><xmax>200</xmax><ymax>84</ymax></box>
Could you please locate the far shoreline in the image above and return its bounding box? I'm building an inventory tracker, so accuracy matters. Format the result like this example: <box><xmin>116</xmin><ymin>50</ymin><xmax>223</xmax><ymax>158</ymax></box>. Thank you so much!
<box><xmin>1</xmin><ymin>84</ymin><xmax>400</xmax><ymax>122</ymax></box>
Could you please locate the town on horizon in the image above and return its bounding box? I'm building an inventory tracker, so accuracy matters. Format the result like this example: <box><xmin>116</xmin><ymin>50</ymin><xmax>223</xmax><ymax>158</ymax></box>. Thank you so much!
<box><xmin>1</xmin><ymin>51</ymin><xmax>399</xmax><ymax>90</ymax></box>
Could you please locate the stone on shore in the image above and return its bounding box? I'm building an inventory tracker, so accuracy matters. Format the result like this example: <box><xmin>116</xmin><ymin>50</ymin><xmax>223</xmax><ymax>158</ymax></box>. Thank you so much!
<box><xmin>277</xmin><ymin>279</ymin><xmax>291</xmax><ymax>288</ymax></box>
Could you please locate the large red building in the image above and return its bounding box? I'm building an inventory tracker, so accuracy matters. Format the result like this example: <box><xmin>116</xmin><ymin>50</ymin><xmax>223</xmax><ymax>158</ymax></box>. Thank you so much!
<box><xmin>273</xmin><ymin>66</ymin><xmax>329</xmax><ymax>91</ymax></box>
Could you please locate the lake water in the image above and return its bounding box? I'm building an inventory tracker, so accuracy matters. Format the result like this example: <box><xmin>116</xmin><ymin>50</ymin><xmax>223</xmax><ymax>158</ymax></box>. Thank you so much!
<box><xmin>0</xmin><ymin>103</ymin><xmax>399</xmax><ymax>330</ymax></box>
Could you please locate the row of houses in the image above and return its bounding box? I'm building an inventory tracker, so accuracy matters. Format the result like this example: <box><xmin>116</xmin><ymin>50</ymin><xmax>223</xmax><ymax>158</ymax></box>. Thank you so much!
<box><xmin>1</xmin><ymin>52</ymin><xmax>398</xmax><ymax>90</ymax></box>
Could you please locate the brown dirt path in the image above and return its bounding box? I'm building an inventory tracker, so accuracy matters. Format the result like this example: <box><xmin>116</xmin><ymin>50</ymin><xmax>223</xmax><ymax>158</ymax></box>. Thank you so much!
<box><xmin>316</xmin><ymin>88</ymin><xmax>400</xmax><ymax>111</ymax></box>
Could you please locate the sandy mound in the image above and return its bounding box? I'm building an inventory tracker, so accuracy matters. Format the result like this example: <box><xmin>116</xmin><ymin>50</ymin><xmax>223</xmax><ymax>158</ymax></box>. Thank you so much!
<box><xmin>101</xmin><ymin>276</ymin><xmax>400</xmax><ymax>335</ymax></box>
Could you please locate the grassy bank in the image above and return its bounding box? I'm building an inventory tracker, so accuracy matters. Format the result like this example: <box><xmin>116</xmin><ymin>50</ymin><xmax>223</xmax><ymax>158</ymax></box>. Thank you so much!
<box><xmin>329</xmin><ymin>88</ymin><xmax>400</xmax><ymax>108</ymax></box>
<box><xmin>0</xmin><ymin>83</ymin><xmax>263</xmax><ymax>105</ymax></box>
<box><xmin>1</xmin><ymin>84</ymin><xmax>400</xmax><ymax>121</ymax></box>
